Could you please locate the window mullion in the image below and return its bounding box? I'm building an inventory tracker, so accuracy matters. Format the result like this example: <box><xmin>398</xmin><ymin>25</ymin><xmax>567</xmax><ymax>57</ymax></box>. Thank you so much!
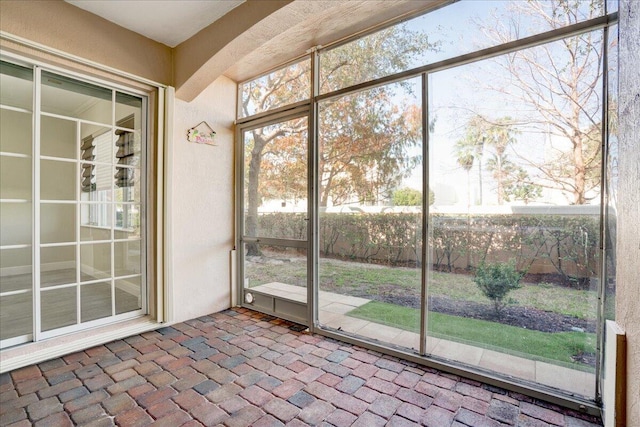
<box><xmin>75</xmin><ymin>121</ymin><xmax>81</xmax><ymax>326</ymax></box>
<box><xmin>33</xmin><ymin>66</ymin><xmax>42</xmax><ymax>341</ymax></box>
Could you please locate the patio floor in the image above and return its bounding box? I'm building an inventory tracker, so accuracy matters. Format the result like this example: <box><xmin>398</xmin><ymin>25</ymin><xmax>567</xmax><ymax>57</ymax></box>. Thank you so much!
<box><xmin>0</xmin><ymin>307</ymin><xmax>602</xmax><ymax>426</ymax></box>
<box><xmin>252</xmin><ymin>282</ymin><xmax>596</xmax><ymax>399</ymax></box>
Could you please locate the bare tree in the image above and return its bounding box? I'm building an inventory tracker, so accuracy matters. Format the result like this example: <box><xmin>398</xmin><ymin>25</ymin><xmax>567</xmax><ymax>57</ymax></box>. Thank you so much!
<box><xmin>478</xmin><ymin>0</ymin><xmax>606</xmax><ymax>204</ymax></box>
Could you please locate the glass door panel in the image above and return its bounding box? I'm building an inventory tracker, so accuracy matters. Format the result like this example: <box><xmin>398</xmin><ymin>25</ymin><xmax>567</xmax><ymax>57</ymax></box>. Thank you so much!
<box><xmin>317</xmin><ymin>78</ymin><xmax>423</xmax><ymax>351</ymax></box>
<box><xmin>243</xmin><ymin>117</ymin><xmax>308</xmax><ymax>240</ymax></box>
<box><xmin>40</xmin><ymin>116</ymin><xmax>76</xmax><ymax>159</ymax></box>
<box><xmin>240</xmin><ymin>114</ymin><xmax>309</xmax><ymax>322</ymax></box>
<box><xmin>0</xmin><ymin>156</ymin><xmax>31</xmax><ymax>199</ymax></box>
<box><xmin>0</xmin><ymin>203</ymin><xmax>31</xmax><ymax>246</ymax></box>
<box><xmin>40</xmin><ymin>204</ymin><xmax>76</xmax><ymax>244</ymax></box>
<box><xmin>41</xmin><ymin>159</ymin><xmax>77</xmax><ymax>200</ymax></box>
<box><xmin>115</xmin><ymin>276</ymin><xmax>141</xmax><ymax>314</ymax></box>
<box><xmin>1</xmin><ymin>61</ymin><xmax>147</xmax><ymax>348</ymax></box>
<box><xmin>41</xmin><ymin>71</ymin><xmax>112</xmax><ymax>123</ymax></box>
<box><xmin>40</xmin><ymin>245</ymin><xmax>76</xmax><ymax>287</ymax></box>
<box><xmin>0</xmin><ymin>109</ymin><xmax>32</xmax><ymax>154</ymax></box>
<box><xmin>0</xmin><ymin>247</ymin><xmax>32</xmax><ymax>342</ymax></box>
<box><xmin>0</xmin><ymin>62</ymin><xmax>33</xmax><ymax>346</ymax></box>
<box><xmin>427</xmin><ymin>34</ymin><xmax>601</xmax><ymax>398</ymax></box>
<box><xmin>41</xmin><ymin>287</ymin><xmax>77</xmax><ymax>332</ymax></box>
<box><xmin>81</xmin><ymin>281</ymin><xmax>112</xmax><ymax>322</ymax></box>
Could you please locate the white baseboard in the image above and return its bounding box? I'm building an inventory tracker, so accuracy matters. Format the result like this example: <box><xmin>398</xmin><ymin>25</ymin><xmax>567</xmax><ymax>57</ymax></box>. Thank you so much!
<box><xmin>0</xmin><ymin>261</ymin><xmax>75</xmax><ymax>277</ymax></box>
<box><xmin>1</xmin><ymin>263</ymin><xmax>140</xmax><ymax>298</ymax></box>
<box><xmin>114</xmin><ymin>278</ymin><xmax>141</xmax><ymax>296</ymax></box>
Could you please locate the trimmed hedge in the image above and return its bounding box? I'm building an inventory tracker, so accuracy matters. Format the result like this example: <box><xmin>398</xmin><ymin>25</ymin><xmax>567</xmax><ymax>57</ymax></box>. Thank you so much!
<box><xmin>255</xmin><ymin>212</ymin><xmax>599</xmax><ymax>284</ymax></box>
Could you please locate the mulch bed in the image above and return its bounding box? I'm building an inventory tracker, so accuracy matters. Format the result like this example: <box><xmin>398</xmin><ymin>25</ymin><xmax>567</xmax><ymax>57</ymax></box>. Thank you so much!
<box><xmin>348</xmin><ymin>289</ymin><xmax>596</xmax><ymax>334</ymax></box>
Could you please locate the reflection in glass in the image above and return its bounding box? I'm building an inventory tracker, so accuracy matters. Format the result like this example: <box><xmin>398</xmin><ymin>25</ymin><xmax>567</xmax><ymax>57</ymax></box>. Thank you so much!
<box><xmin>80</xmin><ymin>243</ymin><xmax>111</xmax><ymax>281</ymax></box>
<box><xmin>114</xmin><ymin>178</ymin><xmax>139</xmax><ymax>206</ymax></box>
<box><xmin>41</xmin><ymin>287</ymin><xmax>77</xmax><ymax>332</ymax></box>
<box><xmin>40</xmin><ymin>116</ymin><xmax>76</xmax><ymax>160</ymax></box>
<box><xmin>81</xmin><ymin>281</ymin><xmax>112</xmax><ymax>322</ymax></box>
<box><xmin>41</xmin><ymin>203</ymin><xmax>75</xmax><ymax>244</ymax></box>
<box><xmin>240</xmin><ymin>59</ymin><xmax>310</xmax><ymax>118</ymax></box>
<box><xmin>116</xmin><ymin>92</ymin><xmax>142</xmax><ymax>128</ymax></box>
<box><xmin>0</xmin><ymin>247</ymin><xmax>32</xmax><ymax>293</ymax></box>
<box><xmin>0</xmin><ymin>109</ymin><xmax>32</xmax><ymax>155</ymax></box>
<box><xmin>41</xmin><ymin>245</ymin><xmax>76</xmax><ymax>287</ymax></box>
<box><xmin>81</xmin><ymin>124</ymin><xmax>113</xmax><ymax>165</ymax></box>
<box><xmin>244</xmin><ymin>243</ymin><xmax>307</xmax><ymax>303</ymax></box>
<box><xmin>80</xmin><ymin>204</ymin><xmax>112</xmax><ymax>241</ymax></box>
<box><xmin>115</xmin><ymin>204</ymin><xmax>140</xmax><ymax>234</ymax></box>
<box><xmin>114</xmin><ymin>167</ymin><xmax>138</xmax><ymax>199</ymax></box>
<box><xmin>0</xmin><ymin>156</ymin><xmax>31</xmax><ymax>200</ymax></box>
<box><xmin>243</xmin><ymin>116</ymin><xmax>308</xmax><ymax>241</ymax></box>
<box><xmin>317</xmin><ymin>77</ymin><xmax>422</xmax><ymax>350</ymax></box>
<box><xmin>0</xmin><ymin>203</ymin><xmax>31</xmax><ymax>246</ymax></box>
<box><xmin>0</xmin><ymin>61</ymin><xmax>32</xmax><ymax>110</ymax></box>
<box><xmin>0</xmin><ymin>292</ymin><xmax>32</xmax><ymax>340</ymax></box>
<box><xmin>41</xmin><ymin>71</ymin><xmax>112</xmax><ymax>123</ymax></box>
<box><xmin>41</xmin><ymin>160</ymin><xmax>76</xmax><ymax>200</ymax></box>
<box><xmin>115</xmin><ymin>276</ymin><xmax>142</xmax><ymax>314</ymax></box>
<box><xmin>80</xmin><ymin>163</ymin><xmax>112</xmax><ymax>202</ymax></box>
<box><xmin>114</xmin><ymin>240</ymin><xmax>141</xmax><ymax>277</ymax></box>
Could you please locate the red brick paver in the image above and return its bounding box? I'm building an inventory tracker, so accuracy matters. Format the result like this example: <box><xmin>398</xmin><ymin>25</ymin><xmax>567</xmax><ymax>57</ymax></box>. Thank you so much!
<box><xmin>0</xmin><ymin>308</ymin><xmax>603</xmax><ymax>426</ymax></box>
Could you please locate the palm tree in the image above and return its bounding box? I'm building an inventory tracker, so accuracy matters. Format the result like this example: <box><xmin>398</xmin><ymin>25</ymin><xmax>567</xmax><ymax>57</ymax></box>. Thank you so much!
<box><xmin>483</xmin><ymin>117</ymin><xmax>518</xmax><ymax>204</ymax></box>
<box><xmin>454</xmin><ymin>138</ymin><xmax>475</xmax><ymax>207</ymax></box>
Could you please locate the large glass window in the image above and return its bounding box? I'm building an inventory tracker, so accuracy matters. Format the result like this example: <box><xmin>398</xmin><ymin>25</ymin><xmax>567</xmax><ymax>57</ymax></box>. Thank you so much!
<box><xmin>239</xmin><ymin>59</ymin><xmax>310</xmax><ymax>118</ymax></box>
<box><xmin>320</xmin><ymin>0</ymin><xmax>606</xmax><ymax>93</ymax></box>
<box><xmin>426</xmin><ymin>30</ymin><xmax>603</xmax><ymax>399</ymax></box>
<box><xmin>237</xmin><ymin>0</ymin><xmax>617</xmax><ymax>405</ymax></box>
<box><xmin>0</xmin><ymin>60</ymin><xmax>147</xmax><ymax>348</ymax></box>
<box><xmin>317</xmin><ymin>78</ymin><xmax>423</xmax><ymax>349</ymax></box>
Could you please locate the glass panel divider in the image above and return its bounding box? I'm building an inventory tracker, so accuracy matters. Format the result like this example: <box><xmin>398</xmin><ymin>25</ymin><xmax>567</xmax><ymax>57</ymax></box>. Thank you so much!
<box><xmin>420</xmin><ymin>71</ymin><xmax>429</xmax><ymax>357</ymax></box>
<box><xmin>33</xmin><ymin>65</ymin><xmax>42</xmax><ymax>341</ymax></box>
<box><xmin>75</xmin><ymin>120</ymin><xmax>82</xmax><ymax>327</ymax></box>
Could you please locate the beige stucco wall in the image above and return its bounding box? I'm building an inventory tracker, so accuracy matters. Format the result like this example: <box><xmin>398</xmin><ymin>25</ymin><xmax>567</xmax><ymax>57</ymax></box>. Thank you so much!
<box><xmin>169</xmin><ymin>75</ymin><xmax>236</xmax><ymax>322</ymax></box>
<box><xmin>617</xmin><ymin>1</ymin><xmax>640</xmax><ymax>425</ymax></box>
<box><xmin>0</xmin><ymin>0</ymin><xmax>172</xmax><ymax>85</ymax></box>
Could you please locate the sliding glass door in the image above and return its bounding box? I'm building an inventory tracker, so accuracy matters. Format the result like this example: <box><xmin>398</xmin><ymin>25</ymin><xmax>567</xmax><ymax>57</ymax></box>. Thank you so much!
<box><xmin>0</xmin><ymin>59</ymin><xmax>147</xmax><ymax>348</ymax></box>
<box><xmin>0</xmin><ymin>62</ymin><xmax>33</xmax><ymax>345</ymax></box>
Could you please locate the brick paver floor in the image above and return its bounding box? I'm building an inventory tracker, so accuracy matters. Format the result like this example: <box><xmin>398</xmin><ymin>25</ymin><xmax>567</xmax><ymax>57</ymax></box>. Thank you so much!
<box><xmin>0</xmin><ymin>308</ymin><xmax>603</xmax><ymax>426</ymax></box>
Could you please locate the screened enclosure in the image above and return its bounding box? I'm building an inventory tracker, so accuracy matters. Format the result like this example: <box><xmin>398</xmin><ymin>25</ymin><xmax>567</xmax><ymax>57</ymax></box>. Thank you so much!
<box><xmin>236</xmin><ymin>0</ymin><xmax>618</xmax><ymax>408</ymax></box>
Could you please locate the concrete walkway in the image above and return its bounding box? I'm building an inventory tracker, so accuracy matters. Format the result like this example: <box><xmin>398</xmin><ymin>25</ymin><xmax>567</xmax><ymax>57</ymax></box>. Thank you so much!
<box><xmin>0</xmin><ymin>308</ymin><xmax>602</xmax><ymax>426</ymax></box>
<box><xmin>252</xmin><ymin>282</ymin><xmax>595</xmax><ymax>399</ymax></box>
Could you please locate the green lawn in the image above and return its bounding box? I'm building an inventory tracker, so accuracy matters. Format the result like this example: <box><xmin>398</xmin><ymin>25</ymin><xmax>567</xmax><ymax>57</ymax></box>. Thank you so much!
<box><xmin>319</xmin><ymin>258</ymin><xmax>596</xmax><ymax>319</ymax></box>
<box><xmin>348</xmin><ymin>300</ymin><xmax>596</xmax><ymax>371</ymax></box>
<box><xmin>246</xmin><ymin>254</ymin><xmax>597</xmax><ymax>319</ymax></box>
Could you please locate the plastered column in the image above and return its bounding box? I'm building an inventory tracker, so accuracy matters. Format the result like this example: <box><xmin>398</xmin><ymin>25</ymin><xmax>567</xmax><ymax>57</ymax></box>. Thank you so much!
<box><xmin>616</xmin><ymin>1</ymin><xmax>640</xmax><ymax>425</ymax></box>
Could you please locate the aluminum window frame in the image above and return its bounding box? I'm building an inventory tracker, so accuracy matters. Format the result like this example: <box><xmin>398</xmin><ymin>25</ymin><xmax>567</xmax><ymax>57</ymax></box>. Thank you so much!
<box><xmin>235</xmin><ymin>3</ymin><xmax>619</xmax><ymax>414</ymax></box>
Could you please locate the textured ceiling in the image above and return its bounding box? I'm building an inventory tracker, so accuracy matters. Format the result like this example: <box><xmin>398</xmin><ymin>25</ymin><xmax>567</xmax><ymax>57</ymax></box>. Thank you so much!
<box><xmin>65</xmin><ymin>0</ymin><xmax>245</xmax><ymax>47</ymax></box>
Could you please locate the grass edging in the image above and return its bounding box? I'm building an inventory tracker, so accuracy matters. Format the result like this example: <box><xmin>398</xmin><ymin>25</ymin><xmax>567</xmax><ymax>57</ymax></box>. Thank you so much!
<box><xmin>347</xmin><ymin>300</ymin><xmax>596</xmax><ymax>372</ymax></box>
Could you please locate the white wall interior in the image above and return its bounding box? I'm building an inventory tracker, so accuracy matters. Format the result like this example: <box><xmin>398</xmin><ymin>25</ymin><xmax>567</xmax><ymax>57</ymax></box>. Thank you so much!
<box><xmin>170</xmin><ymin>75</ymin><xmax>236</xmax><ymax>322</ymax></box>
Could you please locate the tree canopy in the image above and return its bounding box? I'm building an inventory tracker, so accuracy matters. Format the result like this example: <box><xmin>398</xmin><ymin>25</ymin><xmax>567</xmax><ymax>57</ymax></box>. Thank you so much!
<box><xmin>477</xmin><ymin>0</ymin><xmax>606</xmax><ymax>204</ymax></box>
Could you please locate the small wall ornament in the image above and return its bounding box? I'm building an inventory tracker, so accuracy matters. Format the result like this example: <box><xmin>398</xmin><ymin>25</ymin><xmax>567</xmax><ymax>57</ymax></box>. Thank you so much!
<box><xmin>187</xmin><ymin>121</ymin><xmax>217</xmax><ymax>145</ymax></box>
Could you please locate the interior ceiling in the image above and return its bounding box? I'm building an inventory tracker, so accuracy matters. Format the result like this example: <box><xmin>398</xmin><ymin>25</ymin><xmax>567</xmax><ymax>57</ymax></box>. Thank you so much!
<box><xmin>63</xmin><ymin>0</ymin><xmax>445</xmax><ymax>87</ymax></box>
<box><xmin>65</xmin><ymin>0</ymin><xmax>245</xmax><ymax>48</ymax></box>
